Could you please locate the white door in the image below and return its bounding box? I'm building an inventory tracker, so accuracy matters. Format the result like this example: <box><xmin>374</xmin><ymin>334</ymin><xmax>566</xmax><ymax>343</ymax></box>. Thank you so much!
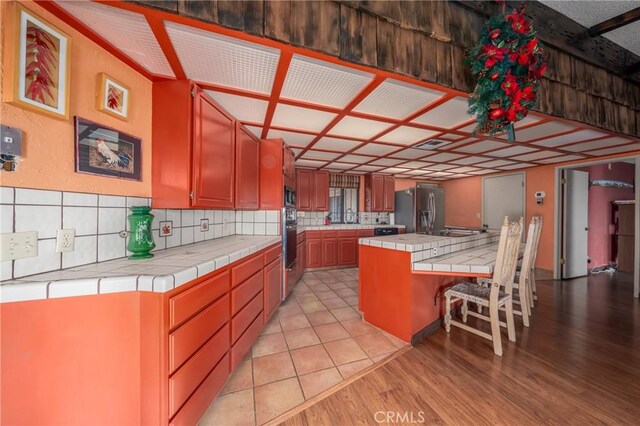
<box><xmin>482</xmin><ymin>173</ymin><xmax>525</xmax><ymax>229</ymax></box>
<box><xmin>562</xmin><ymin>169</ymin><xmax>589</xmax><ymax>279</ymax></box>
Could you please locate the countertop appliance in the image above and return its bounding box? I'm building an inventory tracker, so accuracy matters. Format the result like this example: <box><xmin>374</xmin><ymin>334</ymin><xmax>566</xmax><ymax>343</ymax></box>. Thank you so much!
<box><xmin>374</xmin><ymin>227</ymin><xmax>398</xmax><ymax>236</ymax></box>
<box><xmin>395</xmin><ymin>184</ymin><xmax>445</xmax><ymax>234</ymax></box>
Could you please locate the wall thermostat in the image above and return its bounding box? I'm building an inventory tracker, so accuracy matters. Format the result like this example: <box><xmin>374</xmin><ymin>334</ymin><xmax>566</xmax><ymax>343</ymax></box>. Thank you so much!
<box><xmin>534</xmin><ymin>191</ymin><xmax>546</xmax><ymax>205</ymax></box>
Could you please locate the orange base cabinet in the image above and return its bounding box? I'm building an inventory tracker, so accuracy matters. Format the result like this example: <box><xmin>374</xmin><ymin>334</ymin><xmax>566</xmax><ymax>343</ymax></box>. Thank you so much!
<box><xmin>0</xmin><ymin>243</ymin><xmax>281</xmax><ymax>426</ymax></box>
<box><xmin>306</xmin><ymin>236</ymin><xmax>322</xmax><ymax>268</ymax></box>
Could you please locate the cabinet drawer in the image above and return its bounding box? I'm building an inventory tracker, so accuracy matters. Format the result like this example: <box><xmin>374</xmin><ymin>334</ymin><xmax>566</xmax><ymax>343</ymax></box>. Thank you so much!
<box><xmin>169</xmin><ymin>295</ymin><xmax>229</xmax><ymax>373</ymax></box>
<box><xmin>264</xmin><ymin>244</ymin><xmax>281</xmax><ymax>264</ymax></box>
<box><xmin>357</xmin><ymin>229</ymin><xmax>374</xmax><ymax>237</ymax></box>
<box><xmin>338</xmin><ymin>230</ymin><xmax>357</xmax><ymax>238</ymax></box>
<box><xmin>322</xmin><ymin>231</ymin><xmax>338</xmax><ymax>238</ymax></box>
<box><xmin>306</xmin><ymin>231</ymin><xmax>322</xmax><ymax>239</ymax></box>
<box><xmin>169</xmin><ymin>271</ymin><xmax>229</xmax><ymax>330</ymax></box>
<box><xmin>231</xmin><ymin>292</ymin><xmax>263</xmax><ymax>343</ymax></box>
<box><xmin>169</xmin><ymin>353</ymin><xmax>229</xmax><ymax>426</ymax></box>
<box><xmin>231</xmin><ymin>270</ymin><xmax>263</xmax><ymax>315</ymax></box>
<box><xmin>232</xmin><ymin>255</ymin><xmax>264</xmax><ymax>288</ymax></box>
<box><xmin>169</xmin><ymin>324</ymin><xmax>229</xmax><ymax>417</ymax></box>
<box><xmin>231</xmin><ymin>313</ymin><xmax>263</xmax><ymax>370</ymax></box>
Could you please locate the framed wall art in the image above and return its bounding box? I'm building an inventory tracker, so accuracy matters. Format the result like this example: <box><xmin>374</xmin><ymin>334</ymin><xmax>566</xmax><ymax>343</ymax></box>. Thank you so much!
<box><xmin>74</xmin><ymin>117</ymin><xmax>142</xmax><ymax>181</ymax></box>
<box><xmin>10</xmin><ymin>5</ymin><xmax>71</xmax><ymax>119</ymax></box>
<box><xmin>96</xmin><ymin>73</ymin><xmax>130</xmax><ymax>120</ymax></box>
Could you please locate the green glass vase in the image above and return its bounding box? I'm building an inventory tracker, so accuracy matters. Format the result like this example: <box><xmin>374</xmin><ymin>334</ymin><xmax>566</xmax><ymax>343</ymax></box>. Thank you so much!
<box><xmin>127</xmin><ymin>206</ymin><xmax>155</xmax><ymax>260</ymax></box>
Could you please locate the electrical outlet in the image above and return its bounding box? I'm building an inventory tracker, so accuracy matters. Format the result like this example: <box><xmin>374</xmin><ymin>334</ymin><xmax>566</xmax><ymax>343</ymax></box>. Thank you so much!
<box><xmin>0</xmin><ymin>232</ymin><xmax>38</xmax><ymax>261</ymax></box>
<box><xmin>56</xmin><ymin>229</ymin><xmax>75</xmax><ymax>253</ymax></box>
<box><xmin>433</xmin><ymin>247</ymin><xmax>438</xmax><ymax>257</ymax></box>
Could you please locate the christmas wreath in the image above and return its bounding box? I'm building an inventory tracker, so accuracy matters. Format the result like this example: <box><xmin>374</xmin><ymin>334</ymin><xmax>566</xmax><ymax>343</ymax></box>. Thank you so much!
<box><xmin>467</xmin><ymin>5</ymin><xmax>547</xmax><ymax>140</ymax></box>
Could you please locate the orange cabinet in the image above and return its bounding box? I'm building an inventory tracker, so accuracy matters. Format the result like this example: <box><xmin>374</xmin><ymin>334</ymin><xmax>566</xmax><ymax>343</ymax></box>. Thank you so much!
<box><xmin>259</xmin><ymin>138</ymin><xmax>295</xmax><ymax>210</ymax></box>
<box><xmin>314</xmin><ymin>171</ymin><xmax>330</xmax><ymax>211</ymax></box>
<box><xmin>296</xmin><ymin>169</ymin><xmax>313</xmax><ymax>211</ymax></box>
<box><xmin>264</xmin><ymin>255</ymin><xmax>282</xmax><ymax>321</ymax></box>
<box><xmin>283</xmin><ymin>146</ymin><xmax>296</xmax><ymax>179</ymax></box>
<box><xmin>235</xmin><ymin>123</ymin><xmax>260</xmax><ymax>209</ymax></box>
<box><xmin>306</xmin><ymin>237</ymin><xmax>322</xmax><ymax>268</ymax></box>
<box><xmin>152</xmin><ymin>80</ymin><xmax>236</xmax><ymax>209</ymax></box>
<box><xmin>338</xmin><ymin>238</ymin><xmax>358</xmax><ymax>266</ymax></box>
<box><xmin>365</xmin><ymin>174</ymin><xmax>395</xmax><ymax>212</ymax></box>
<box><xmin>322</xmin><ymin>238</ymin><xmax>338</xmax><ymax>267</ymax></box>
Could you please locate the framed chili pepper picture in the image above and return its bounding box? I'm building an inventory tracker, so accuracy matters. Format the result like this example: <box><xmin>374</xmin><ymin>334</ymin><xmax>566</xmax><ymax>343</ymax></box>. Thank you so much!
<box><xmin>96</xmin><ymin>73</ymin><xmax>130</xmax><ymax>120</ymax></box>
<box><xmin>10</xmin><ymin>5</ymin><xmax>71</xmax><ymax>119</ymax></box>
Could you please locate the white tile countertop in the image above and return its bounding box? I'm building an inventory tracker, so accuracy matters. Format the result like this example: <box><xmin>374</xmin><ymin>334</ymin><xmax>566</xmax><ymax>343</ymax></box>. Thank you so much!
<box><xmin>298</xmin><ymin>224</ymin><xmax>404</xmax><ymax>232</ymax></box>
<box><xmin>413</xmin><ymin>242</ymin><xmax>525</xmax><ymax>275</ymax></box>
<box><xmin>0</xmin><ymin>235</ymin><xmax>281</xmax><ymax>304</ymax></box>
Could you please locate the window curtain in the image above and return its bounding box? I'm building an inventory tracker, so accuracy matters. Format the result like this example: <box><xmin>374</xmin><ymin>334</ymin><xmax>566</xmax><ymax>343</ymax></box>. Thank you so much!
<box><xmin>329</xmin><ymin>173</ymin><xmax>360</xmax><ymax>189</ymax></box>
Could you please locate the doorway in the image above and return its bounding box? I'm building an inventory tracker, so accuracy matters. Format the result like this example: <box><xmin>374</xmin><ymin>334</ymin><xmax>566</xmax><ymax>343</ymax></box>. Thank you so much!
<box><xmin>482</xmin><ymin>172</ymin><xmax>525</xmax><ymax>229</ymax></box>
<box><xmin>555</xmin><ymin>157</ymin><xmax>639</xmax><ymax>298</ymax></box>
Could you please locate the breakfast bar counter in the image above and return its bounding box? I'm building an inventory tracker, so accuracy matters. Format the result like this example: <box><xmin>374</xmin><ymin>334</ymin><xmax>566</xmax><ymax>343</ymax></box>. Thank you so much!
<box><xmin>358</xmin><ymin>232</ymin><xmax>499</xmax><ymax>343</ymax></box>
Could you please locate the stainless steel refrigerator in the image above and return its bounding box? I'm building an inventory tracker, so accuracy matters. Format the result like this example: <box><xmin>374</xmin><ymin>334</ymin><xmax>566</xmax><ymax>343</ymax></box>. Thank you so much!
<box><xmin>394</xmin><ymin>184</ymin><xmax>445</xmax><ymax>234</ymax></box>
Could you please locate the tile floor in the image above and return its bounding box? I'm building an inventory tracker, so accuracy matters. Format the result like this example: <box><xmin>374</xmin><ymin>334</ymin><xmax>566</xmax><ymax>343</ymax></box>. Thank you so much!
<box><xmin>199</xmin><ymin>268</ymin><xmax>407</xmax><ymax>426</ymax></box>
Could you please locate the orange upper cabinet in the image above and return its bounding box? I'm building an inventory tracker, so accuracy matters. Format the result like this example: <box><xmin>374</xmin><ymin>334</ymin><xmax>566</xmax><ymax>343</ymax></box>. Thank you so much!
<box><xmin>296</xmin><ymin>169</ymin><xmax>313</xmax><ymax>211</ymax></box>
<box><xmin>235</xmin><ymin>123</ymin><xmax>260</xmax><ymax>210</ymax></box>
<box><xmin>152</xmin><ymin>80</ymin><xmax>235</xmax><ymax>209</ymax></box>
<box><xmin>383</xmin><ymin>175</ymin><xmax>395</xmax><ymax>212</ymax></box>
<box><xmin>283</xmin><ymin>146</ymin><xmax>295</xmax><ymax>179</ymax></box>
<box><xmin>365</xmin><ymin>174</ymin><xmax>394</xmax><ymax>212</ymax></box>
<box><xmin>313</xmin><ymin>171</ymin><xmax>329</xmax><ymax>211</ymax></box>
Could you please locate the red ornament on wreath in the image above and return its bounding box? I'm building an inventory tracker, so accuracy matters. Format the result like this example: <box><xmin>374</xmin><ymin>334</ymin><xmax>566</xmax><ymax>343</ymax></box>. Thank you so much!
<box><xmin>465</xmin><ymin>3</ymin><xmax>546</xmax><ymax>141</ymax></box>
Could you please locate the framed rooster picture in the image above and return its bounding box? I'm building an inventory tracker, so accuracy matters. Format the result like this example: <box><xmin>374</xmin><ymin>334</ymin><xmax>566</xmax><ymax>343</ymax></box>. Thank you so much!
<box><xmin>96</xmin><ymin>73</ymin><xmax>130</xmax><ymax>120</ymax></box>
<box><xmin>8</xmin><ymin>5</ymin><xmax>71</xmax><ymax>119</ymax></box>
<box><xmin>74</xmin><ymin>117</ymin><xmax>142</xmax><ymax>181</ymax></box>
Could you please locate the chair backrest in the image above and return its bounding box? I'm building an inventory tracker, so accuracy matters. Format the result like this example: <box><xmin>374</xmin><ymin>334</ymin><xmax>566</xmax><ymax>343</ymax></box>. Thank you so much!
<box><xmin>530</xmin><ymin>216</ymin><xmax>543</xmax><ymax>272</ymax></box>
<box><xmin>519</xmin><ymin>217</ymin><xmax>540</xmax><ymax>287</ymax></box>
<box><xmin>491</xmin><ymin>217</ymin><xmax>524</xmax><ymax>302</ymax></box>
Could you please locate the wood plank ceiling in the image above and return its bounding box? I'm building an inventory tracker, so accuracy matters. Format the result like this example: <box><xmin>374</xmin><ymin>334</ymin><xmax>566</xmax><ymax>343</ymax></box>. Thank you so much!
<box><xmin>42</xmin><ymin>0</ymin><xmax>640</xmax><ymax>181</ymax></box>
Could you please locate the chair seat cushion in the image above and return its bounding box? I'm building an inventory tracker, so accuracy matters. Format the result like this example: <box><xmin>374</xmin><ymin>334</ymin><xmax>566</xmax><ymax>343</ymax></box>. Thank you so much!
<box><xmin>445</xmin><ymin>282</ymin><xmax>510</xmax><ymax>305</ymax></box>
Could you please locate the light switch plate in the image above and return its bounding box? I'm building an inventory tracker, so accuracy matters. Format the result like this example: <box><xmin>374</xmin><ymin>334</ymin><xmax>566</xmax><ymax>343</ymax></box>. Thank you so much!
<box><xmin>1</xmin><ymin>232</ymin><xmax>38</xmax><ymax>261</ymax></box>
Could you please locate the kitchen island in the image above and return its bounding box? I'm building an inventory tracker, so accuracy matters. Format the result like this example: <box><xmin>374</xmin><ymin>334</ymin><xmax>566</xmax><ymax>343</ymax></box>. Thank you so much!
<box><xmin>358</xmin><ymin>232</ymin><xmax>500</xmax><ymax>343</ymax></box>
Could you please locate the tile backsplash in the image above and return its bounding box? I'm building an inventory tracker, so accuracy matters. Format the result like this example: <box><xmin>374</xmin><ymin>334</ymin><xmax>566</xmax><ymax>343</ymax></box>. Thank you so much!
<box><xmin>1</xmin><ymin>187</ymin><xmax>280</xmax><ymax>281</ymax></box>
<box><xmin>296</xmin><ymin>211</ymin><xmax>392</xmax><ymax>226</ymax></box>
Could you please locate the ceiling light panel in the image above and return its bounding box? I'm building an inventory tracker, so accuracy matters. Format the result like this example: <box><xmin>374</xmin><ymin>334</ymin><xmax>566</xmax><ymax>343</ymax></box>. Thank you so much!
<box><xmin>56</xmin><ymin>1</ymin><xmax>174</xmax><ymax>76</ymax></box>
<box><xmin>511</xmin><ymin>150</ymin><xmax>562</xmax><ymax>162</ymax></box>
<box><xmin>586</xmin><ymin>144</ymin><xmax>640</xmax><ymax>157</ymax></box>
<box><xmin>514</xmin><ymin>121</ymin><xmax>576</xmax><ymax>142</ymax></box>
<box><xmin>271</xmin><ymin>104</ymin><xmax>337</xmax><ymax>132</ymax></box>
<box><xmin>312</xmin><ymin>136</ymin><xmax>362</xmax><ymax>151</ymax></box>
<box><xmin>165</xmin><ymin>21</ymin><xmax>279</xmax><ymax>93</ymax></box>
<box><xmin>532</xmin><ymin>129</ymin><xmax>609</xmax><ymax>147</ymax></box>
<box><xmin>390</xmin><ymin>149</ymin><xmax>435</xmax><ymax>159</ymax></box>
<box><xmin>401</xmin><ymin>161</ymin><xmax>435</xmax><ymax>169</ymax></box>
<box><xmin>454</xmin><ymin>140</ymin><xmax>510</xmax><ymax>153</ymax></box>
<box><xmin>477</xmin><ymin>159</ymin><xmax>515</xmax><ymax>168</ymax></box>
<box><xmin>328</xmin><ymin>116</ymin><xmax>394</xmax><ymax>139</ymax></box>
<box><xmin>487</xmin><ymin>145</ymin><xmax>538</xmax><ymax>157</ymax></box>
<box><xmin>340</xmin><ymin>154</ymin><xmax>376</xmax><ymax>164</ymax></box>
<box><xmin>296</xmin><ymin>159</ymin><xmax>328</xmax><ymax>168</ymax></box>
<box><xmin>353</xmin><ymin>143</ymin><xmax>402</xmax><ymax>156</ymax></box>
<box><xmin>352</xmin><ymin>79</ymin><xmax>445</xmax><ymax>119</ymax></box>
<box><xmin>411</xmin><ymin>97</ymin><xmax>472</xmax><ymax>128</ymax></box>
<box><xmin>375</xmin><ymin>126</ymin><xmax>439</xmax><ymax>145</ymax></box>
<box><xmin>564</xmin><ymin>137</ymin><xmax>632</xmax><ymax>152</ymax></box>
<box><xmin>206</xmin><ymin>91</ymin><xmax>268</xmax><ymax>123</ymax></box>
<box><xmin>537</xmin><ymin>154</ymin><xmax>584</xmax><ymax>164</ymax></box>
<box><xmin>424</xmin><ymin>152</ymin><xmax>465</xmax><ymax>162</ymax></box>
<box><xmin>354</xmin><ymin>165</ymin><xmax>385</xmax><ymax>172</ymax></box>
<box><xmin>281</xmin><ymin>54</ymin><xmax>373</xmax><ymax>108</ymax></box>
<box><xmin>302</xmin><ymin>150</ymin><xmax>341</xmax><ymax>160</ymax></box>
<box><xmin>370</xmin><ymin>158</ymin><xmax>406</xmax><ymax>166</ymax></box>
<box><xmin>405</xmin><ymin>169</ymin><xmax>432</xmax><ymax>175</ymax></box>
<box><xmin>267</xmin><ymin>129</ymin><xmax>317</xmax><ymax>147</ymax></box>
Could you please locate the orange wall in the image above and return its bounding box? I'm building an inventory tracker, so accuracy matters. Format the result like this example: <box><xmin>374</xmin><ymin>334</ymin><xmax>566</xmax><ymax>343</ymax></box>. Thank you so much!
<box><xmin>440</xmin><ymin>178</ymin><xmax>483</xmax><ymax>228</ymax></box>
<box><xmin>1</xmin><ymin>1</ymin><xmax>152</xmax><ymax>196</ymax></box>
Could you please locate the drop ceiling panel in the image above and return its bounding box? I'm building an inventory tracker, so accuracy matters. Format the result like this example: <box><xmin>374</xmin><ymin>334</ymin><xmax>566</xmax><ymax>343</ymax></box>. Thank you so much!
<box><xmin>604</xmin><ymin>20</ymin><xmax>640</xmax><ymax>56</ymax></box>
<box><xmin>514</xmin><ymin>121</ymin><xmax>576</xmax><ymax>142</ymax></box>
<box><xmin>539</xmin><ymin>0</ymin><xmax>639</xmax><ymax>28</ymax></box>
<box><xmin>370</xmin><ymin>158</ymin><xmax>406</xmax><ymax>166</ymax></box>
<box><xmin>281</xmin><ymin>54</ymin><xmax>373</xmax><ymax>108</ymax></box>
<box><xmin>411</xmin><ymin>97</ymin><xmax>472</xmax><ymax>129</ymax></box>
<box><xmin>267</xmin><ymin>129</ymin><xmax>316</xmax><ymax>147</ymax></box>
<box><xmin>562</xmin><ymin>137</ymin><xmax>632</xmax><ymax>152</ymax></box>
<box><xmin>424</xmin><ymin>164</ymin><xmax>457</xmax><ymax>171</ymax></box>
<box><xmin>498</xmin><ymin>163</ymin><xmax>535</xmax><ymax>170</ymax></box>
<box><xmin>454</xmin><ymin>140</ymin><xmax>510</xmax><ymax>153</ymax></box>
<box><xmin>486</xmin><ymin>145</ymin><xmax>538</xmax><ymax>157</ymax></box>
<box><xmin>353</xmin><ymin>143</ymin><xmax>401</xmax><ymax>156</ymax></box>
<box><xmin>390</xmin><ymin>149</ymin><xmax>434</xmax><ymax>159</ymax></box>
<box><xmin>271</xmin><ymin>104</ymin><xmax>337</xmax><ymax>132</ymax></box>
<box><xmin>56</xmin><ymin>1</ymin><xmax>174</xmax><ymax>76</ymax></box>
<box><xmin>312</xmin><ymin>137</ymin><xmax>362</xmax><ymax>151</ymax></box>
<box><xmin>352</xmin><ymin>79</ymin><xmax>445</xmax><ymax>119</ymax></box>
<box><xmin>165</xmin><ymin>21</ymin><xmax>279</xmax><ymax>93</ymax></box>
<box><xmin>477</xmin><ymin>159</ymin><xmax>516</xmax><ymax>168</ymax></box>
<box><xmin>340</xmin><ymin>154</ymin><xmax>376</xmax><ymax>164</ymax></box>
<box><xmin>467</xmin><ymin>169</ymin><xmax>499</xmax><ymax>175</ymax></box>
<box><xmin>586</xmin><ymin>144</ymin><xmax>640</xmax><ymax>157</ymax></box>
<box><xmin>353</xmin><ymin>165</ymin><xmax>385</xmax><ymax>172</ymax></box>
<box><xmin>511</xmin><ymin>150</ymin><xmax>560</xmax><ymax>162</ymax></box>
<box><xmin>400</xmin><ymin>161</ymin><xmax>436</xmax><ymax>169</ymax></box>
<box><xmin>537</xmin><ymin>154</ymin><xmax>585</xmax><ymax>164</ymax></box>
<box><xmin>423</xmin><ymin>152</ymin><xmax>465</xmax><ymax>162</ymax></box>
<box><xmin>301</xmin><ymin>150</ymin><xmax>341</xmax><ymax>161</ymax></box>
<box><xmin>206</xmin><ymin>91</ymin><xmax>268</xmax><ymax>123</ymax></box>
<box><xmin>430</xmin><ymin>171</ymin><xmax>454</xmax><ymax>177</ymax></box>
<box><xmin>382</xmin><ymin>167</ymin><xmax>411</xmax><ymax>174</ymax></box>
<box><xmin>447</xmin><ymin>166</ymin><xmax>480</xmax><ymax>173</ymax></box>
<box><xmin>405</xmin><ymin>169</ymin><xmax>433</xmax><ymax>175</ymax></box>
<box><xmin>245</xmin><ymin>126</ymin><xmax>262</xmax><ymax>138</ymax></box>
<box><xmin>295</xmin><ymin>159</ymin><xmax>328</xmax><ymax>168</ymax></box>
<box><xmin>532</xmin><ymin>129</ymin><xmax>609</xmax><ymax>147</ymax></box>
<box><xmin>328</xmin><ymin>116</ymin><xmax>394</xmax><ymax>139</ymax></box>
<box><xmin>323</xmin><ymin>163</ymin><xmax>355</xmax><ymax>170</ymax></box>
<box><xmin>375</xmin><ymin>126</ymin><xmax>439</xmax><ymax>146</ymax></box>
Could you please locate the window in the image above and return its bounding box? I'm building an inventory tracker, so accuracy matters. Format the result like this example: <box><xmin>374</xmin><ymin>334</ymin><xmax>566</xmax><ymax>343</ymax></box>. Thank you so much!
<box><xmin>328</xmin><ymin>174</ymin><xmax>360</xmax><ymax>223</ymax></box>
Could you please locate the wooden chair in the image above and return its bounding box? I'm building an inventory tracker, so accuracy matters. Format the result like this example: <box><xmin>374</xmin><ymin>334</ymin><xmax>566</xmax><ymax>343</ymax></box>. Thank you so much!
<box><xmin>477</xmin><ymin>216</ymin><xmax>541</xmax><ymax>327</ymax></box>
<box><xmin>444</xmin><ymin>217</ymin><xmax>523</xmax><ymax>356</ymax></box>
<box><xmin>527</xmin><ymin>216</ymin><xmax>543</xmax><ymax>306</ymax></box>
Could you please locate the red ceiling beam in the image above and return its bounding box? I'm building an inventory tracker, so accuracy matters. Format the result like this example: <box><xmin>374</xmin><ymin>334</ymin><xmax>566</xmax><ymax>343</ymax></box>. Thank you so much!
<box><xmin>260</xmin><ymin>51</ymin><xmax>294</xmax><ymax>139</ymax></box>
<box><xmin>145</xmin><ymin>15</ymin><xmax>186</xmax><ymax>80</ymax></box>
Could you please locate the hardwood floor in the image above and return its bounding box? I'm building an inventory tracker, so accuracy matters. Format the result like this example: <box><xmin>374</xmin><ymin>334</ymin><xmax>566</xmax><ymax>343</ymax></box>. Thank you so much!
<box><xmin>280</xmin><ymin>271</ymin><xmax>640</xmax><ymax>425</ymax></box>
